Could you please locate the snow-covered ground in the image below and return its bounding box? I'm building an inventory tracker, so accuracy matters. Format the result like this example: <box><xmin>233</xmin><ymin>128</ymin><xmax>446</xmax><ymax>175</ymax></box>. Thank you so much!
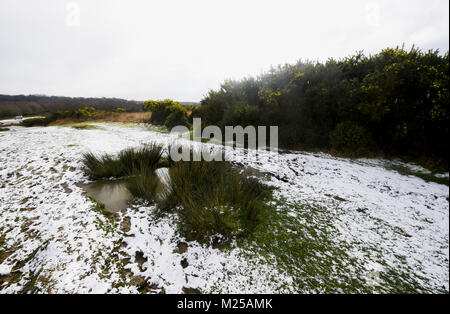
<box><xmin>0</xmin><ymin>123</ymin><xmax>448</xmax><ymax>293</ymax></box>
<box><xmin>0</xmin><ymin>116</ymin><xmax>45</xmax><ymax>126</ymax></box>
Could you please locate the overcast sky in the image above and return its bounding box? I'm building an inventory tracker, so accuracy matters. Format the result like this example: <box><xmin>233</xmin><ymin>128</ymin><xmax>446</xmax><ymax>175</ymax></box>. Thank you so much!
<box><xmin>0</xmin><ymin>0</ymin><xmax>448</xmax><ymax>101</ymax></box>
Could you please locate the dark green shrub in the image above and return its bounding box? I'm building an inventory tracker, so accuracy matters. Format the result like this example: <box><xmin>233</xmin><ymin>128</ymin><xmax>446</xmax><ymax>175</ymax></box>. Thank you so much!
<box><xmin>22</xmin><ymin>117</ymin><xmax>50</xmax><ymax>127</ymax></box>
<box><xmin>194</xmin><ymin>47</ymin><xmax>449</xmax><ymax>169</ymax></box>
<box><xmin>165</xmin><ymin>107</ymin><xmax>189</xmax><ymax>130</ymax></box>
<box><xmin>330</xmin><ymin>121</ymin><xmax>373</xmax><ymax>156</ymax></box>
<box><xmin>222</xmin><ymin>103</ymin><xmax>260</xmax><ymax>127</ymax></box>
<box><xmin>143</xmin><ymin>99</ymin><xmax>190</xmax><ymax>129</ymax></box>
<box><xmin>188</xmin><ymin>106</ymin><xmax>201</xmax><ymax>124</ymax></box>
<box><xmin>143</xmin><ymin>99</ymin><xmax>176</xmax><ymax>124</ymax></box>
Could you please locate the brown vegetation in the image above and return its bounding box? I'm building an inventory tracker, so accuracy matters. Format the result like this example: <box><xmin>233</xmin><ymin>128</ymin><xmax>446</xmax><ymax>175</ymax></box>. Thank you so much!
<box><xmin>48</xmin><ymin>112</ymin><xmax>151</xmax><ymax>125</ymax></box>
<box><xmin>0</xmin><ymin>94</ymin><xmax>142</xmax><ymax>118</ymax></box>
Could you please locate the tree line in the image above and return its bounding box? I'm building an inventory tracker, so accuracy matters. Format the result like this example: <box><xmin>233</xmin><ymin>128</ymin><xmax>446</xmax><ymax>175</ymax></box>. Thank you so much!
<box><xmin>190</xmin><ymin>46</ymin><xmax>448</xmax><ymax>171</ymax></box>
<box><xmin>0</xmin><ymin>94</ymin><xmax>142</xmax><ymax>118</ymax></box>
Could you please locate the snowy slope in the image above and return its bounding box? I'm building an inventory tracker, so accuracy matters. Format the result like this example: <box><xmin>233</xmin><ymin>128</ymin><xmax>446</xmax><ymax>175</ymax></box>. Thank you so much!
<box><xmin>0</xmin><ymin>123</ymin><xmax>448</xmax><ymax>293</ymax></box>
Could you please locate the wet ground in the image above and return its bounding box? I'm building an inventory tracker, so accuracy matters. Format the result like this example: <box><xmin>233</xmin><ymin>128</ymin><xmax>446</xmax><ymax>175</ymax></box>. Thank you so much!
<box><xmin>79</xmin><ymin>180</ymin><xmax>132</xmax><ymax>213</ymax></box>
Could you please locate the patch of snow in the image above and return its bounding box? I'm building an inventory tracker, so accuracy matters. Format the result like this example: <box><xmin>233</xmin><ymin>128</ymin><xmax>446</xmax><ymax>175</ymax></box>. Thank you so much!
<box><xmin>0</xmin><ymin>123</ymin><xmax>448</xmax><ymax>293</ymax></box>
<box><xmin>0</xmin><ymin>265</ymin><xmax>11</xmax><ymax>276</ymax></box>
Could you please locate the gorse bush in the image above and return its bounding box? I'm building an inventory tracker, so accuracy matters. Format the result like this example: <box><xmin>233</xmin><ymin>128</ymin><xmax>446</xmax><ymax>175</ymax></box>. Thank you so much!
<box><xmin>192</xmin><ymin>46</ymin><xmax>449</xmax><ymax>170</ymax></box>
<box><xmin>165</xmin><ymin>108</ymin><xmax>189</xmax><ymax>130</ymax></box>
<box><xmin>143</xmin><ymin>100</ymin><xmax>174</xmax><ymax>124</ymax></box>
<box><xmin>142</xmin><ymin>99</ymin><xmax>190</xmax><ymax>129</ymax></box>
<box><xmin>330</xmin><ymin>121</ymin><xmax>373</xmax><ymax>156</ymax></box>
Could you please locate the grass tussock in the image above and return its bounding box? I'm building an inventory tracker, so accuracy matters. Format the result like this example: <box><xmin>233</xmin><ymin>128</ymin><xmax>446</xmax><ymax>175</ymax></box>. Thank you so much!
<box><xmin>125</xmin><ymin>169</ymin><xmax>162</xmax><ymax>202</ymax></box>
<box><xmin>82</xmin><ymin>144</ymin><xmax>273</xmax><ymax>245</ymax></box>
<box><xmin>81</xmin><ymin>143</ymin><xmax>163</xmax><ymax>179</ymax></box>
<box><xmin>164</xmin><ymin>160</ymin><xmax>272</xmax><ymax>243</ymax></box>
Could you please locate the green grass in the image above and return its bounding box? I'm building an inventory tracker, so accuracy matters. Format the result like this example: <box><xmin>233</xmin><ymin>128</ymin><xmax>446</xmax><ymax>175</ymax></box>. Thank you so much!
<box><xmin>0</xmin><ymin>127</ymin><xmax>10</xmax><ymax>132</ymax></box>
<box><xmin>81</xmin><ymin>146</ymin><xmax>444</xmax><ymax>293</ymax></box>
<box><xmin>389</xmin><ymin>164</ymin><xmax>449</xmax><ymax>186</ymax></box>
<box><xmin>130</xmin><ymin>157</ymin><xmax>273</xmax><ymax>244</ymax></box>
<box><xmin>21</xmin><ymin>268</ymin><xmax>43</xmax><ymax>294</ymax></box>
<box><xmin>75</xmin><ymin>142</ymin><xmax>448</xmax><ymax>293</ymax></box>
<box><xmin>231</xmin><ymin>197</ymin><xmax>437</xmax><ymax>293</ymax></box>
<box><xmin>147</xmin><ymin>125</ymin><xmax>169</xmax><ymax>133</ymax></box>
<box><xmin>89</xmin><ymin>197</ymin><xmax>118</xmax><ymax>236</ymax></box>
<box><xmin>89</xmin><ymin>197</ymin><xmax>113</xmax><ymax>218</ymax></box>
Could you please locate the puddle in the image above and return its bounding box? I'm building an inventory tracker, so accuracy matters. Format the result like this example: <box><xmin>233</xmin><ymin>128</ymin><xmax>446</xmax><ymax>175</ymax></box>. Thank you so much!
<box><xmin>80</xmin><ymin>180</ymin><xmax>132</xmax><ymax>213</ymax></box>
<box><xmin>79</xmin><ymin>168</ymin><xmax>171</xmax><ymax>213</ymax></box>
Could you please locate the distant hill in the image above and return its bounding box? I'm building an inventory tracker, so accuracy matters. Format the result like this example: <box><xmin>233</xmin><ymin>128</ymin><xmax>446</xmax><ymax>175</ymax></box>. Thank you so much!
<box><xmin>0</xmin><ymin>95</ymin><xmax>200</xmax><ymax>118</ymax></box>
<box><xmin>0</xmin><ymin>94</ymin><xmax>142</xmax><ymax>118</ymax></box>
<box><xmin>179</xmin><ymin>101</ymin><xmax>200</xmax><ymax>107</ymax></box>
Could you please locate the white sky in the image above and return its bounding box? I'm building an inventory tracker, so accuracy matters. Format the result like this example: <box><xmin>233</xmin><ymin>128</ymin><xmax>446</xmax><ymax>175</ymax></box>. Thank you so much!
<box><xmin>0</xmin><ymin>0</ymin><xmax>448</xmax><ymax>102</ymax></box>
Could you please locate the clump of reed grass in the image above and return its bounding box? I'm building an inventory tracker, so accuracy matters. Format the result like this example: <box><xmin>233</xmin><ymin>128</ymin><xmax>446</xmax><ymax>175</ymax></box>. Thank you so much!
<box><xmin>118</xmin><ymin>144</ymin><xmax>164</xmax><ymax>175</ymax></box>
<box><xmin>82</xmin><ymin>143</ymin><xmax>273</xmax><ymax>245</ymax></box>
<box><xmin>81</xmin><ymin>143</ymin><xmax>163</xmax><ymax>179</ymax></box>
<box><xmin>164</xmin><ymin>159</ymin><xmax>272</xmax><ymax>243</ymax></box>
<box><xmin>125</xmin><ymin>168</ymin><xmax>162</xmax><ymax>203</ymax></box>
<box><xmin>81</xmin><ymin>152</ymin><xmax>123</xmax><ymax>179</ymax></box>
